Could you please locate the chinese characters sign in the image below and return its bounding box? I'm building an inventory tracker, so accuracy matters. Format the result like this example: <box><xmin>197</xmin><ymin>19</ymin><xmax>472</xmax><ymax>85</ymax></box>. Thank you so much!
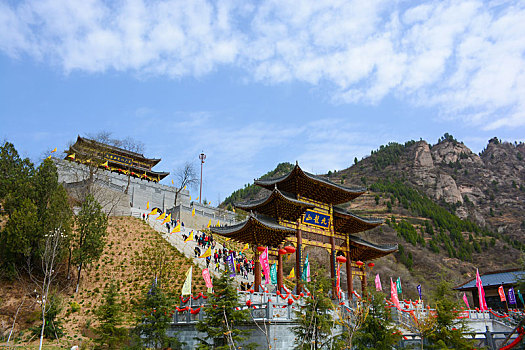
<box><xmin>302</xmin><ymin>210</ymin><xmax>330</xmax><ymax>229</ymax></box>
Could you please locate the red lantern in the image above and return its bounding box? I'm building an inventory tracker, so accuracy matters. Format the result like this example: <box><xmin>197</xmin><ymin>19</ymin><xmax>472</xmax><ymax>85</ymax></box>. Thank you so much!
<box><xmin>284</xmin><ymin>246</ymin><xmax>296</xmax><ymax>254</ymax></box>
<box><xmin>288</xmin><ymin>298</ymin><xmax>293</xmax><ymax>305</ymax></box>
<box><xmin>336</xmin><ymin>256</ymin><xmax>347</xmax><ymax>263</ymax></box>
<box><xmin>356</xmin><ymin>261</ymin><xmax>364</xmax><ymax>267</ymax></box>
<box><xmin>368</xmin><ymin>262</ymin><xmax>375</xmax><ymax>268</ymax></box>
<box><xmin>257</xmin><ymin>246</ymin><xmax>266</xmax><ymax>252</ymax></box>
<box><xmin>249</xmin><ymin>289</ymin><xmax>254</xmax><ymax>294</ymax></box>
<box><xmin>278</xmin><ymin>248</ymin><xmax>287</xmax><ymax>255</ymax></box>
<box><xmin>299</xmin><ymin>293</ymin><xmax>304</xmax><ymax>297</ymax></box>
<box><xmin>246</xmin><ymin>300</ymin><xmax>252</xmax><ymax>307</ymax></box>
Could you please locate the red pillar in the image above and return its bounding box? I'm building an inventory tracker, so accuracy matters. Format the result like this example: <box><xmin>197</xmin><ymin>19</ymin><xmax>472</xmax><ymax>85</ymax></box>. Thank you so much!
<box><xmin>296</xmin><ymin>227</ymin><xmax>302</xmax><ymax>292</ymax></box>
<box><xmin>330</xmin><ymin>235</ymin><xmax>336</xmax><ymax>298</ymax></box>
<box><xmin>346</xmin><ymin>236</ymin><xmax>353</xmax><ymax>298</ymax></box>
<box><xmin>254</xmin><ymin>249</ymin><xmax>261</xmax><ymax>292</ymax></box>
<box><xmin>361</xmin><ymin>268</ymin><xmax>367</xmax><ymax>297</ymax></box>
<box><xmin>277</xmin><ymin>248</ymin><xmax>283</xmax><ymax>293</ymax></box>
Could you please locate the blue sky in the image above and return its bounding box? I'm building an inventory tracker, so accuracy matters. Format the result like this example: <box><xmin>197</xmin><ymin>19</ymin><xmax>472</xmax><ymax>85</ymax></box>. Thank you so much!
<box><xmin>1</xmin><ymin>0</ymin><xmax>524</xmax><ymax>205</ymax></box>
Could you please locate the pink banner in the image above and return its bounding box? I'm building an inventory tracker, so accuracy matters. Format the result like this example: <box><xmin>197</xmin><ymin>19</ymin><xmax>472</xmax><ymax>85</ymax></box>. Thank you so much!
<box><xmin>463</xmin><ymin>293</ymin><xmax>470</xmax><ymax>309</ymax></box>
<box><xmin>391</xmin><ymin>278</ymin><xmax>401</xmax><ymax>310</ymax></box>
<box><xmin>202</xmin><ymin>268</ymin><xmax>213</xmax><ymax>289</ymax></box>
<box><xmin>375</xmin><ymin>274</ymin><xmax>382</xmax><ymax>291</ymax></box>
<box><xmin>476</xmin><ymin>269</ymin><xmax>488</xmax><ymax>311</ymax></box>
<box><xmin>336</xmin><ymin>264</ymin><xmax>341</xmax><ymax>298</ymax></box>
<box><xmin>260</xmin><ymin>247</ymin><xmax>270</xmax><ymax>284</ymax></box>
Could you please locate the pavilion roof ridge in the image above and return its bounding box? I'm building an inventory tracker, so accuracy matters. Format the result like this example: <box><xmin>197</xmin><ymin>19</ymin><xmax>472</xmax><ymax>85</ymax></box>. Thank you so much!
<box><xmin>254</xmin><ymin>163</ymin><xmax>366</xmax><ymax>204</ymax></box>
<box><xmin>333</xmin><ymin>206</ymin><xmax>384</xmax><ymax>224</ymax></box>
<box><xmin>76</xmin><ymin>135</ymin><xmax>162</xmax><ymax>165</ymax></box>
<box><xmin>234</xmin><ymin>187</ymin><xmax>315</xmax><ymax>211</ymax></box>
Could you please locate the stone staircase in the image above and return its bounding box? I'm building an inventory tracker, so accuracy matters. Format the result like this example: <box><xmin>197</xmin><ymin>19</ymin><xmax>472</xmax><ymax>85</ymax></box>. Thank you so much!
<box><xmin>132</xmin><ymin>208</ymin><xmax>254</xmax><ymax>286</ymax></box>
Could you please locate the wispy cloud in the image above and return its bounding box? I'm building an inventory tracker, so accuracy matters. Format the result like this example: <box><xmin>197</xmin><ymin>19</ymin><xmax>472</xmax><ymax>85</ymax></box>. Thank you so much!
<box><xmin>1</xmin><ymin>0</ymin><xmax>524</xmax><ymax>129</ymax></box>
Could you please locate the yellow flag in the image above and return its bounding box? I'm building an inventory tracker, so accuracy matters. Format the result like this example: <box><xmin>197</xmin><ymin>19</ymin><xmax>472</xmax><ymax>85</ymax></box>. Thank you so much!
<box><xmin>181</xmin><ymin>267</ymin><xmax>192</xmax><ymax>296</ymax></box>
<box><xmin>46</xmin><ymin>155</ymin><xmax>51</xmax><ymax>160</ymax></box>
<box><xmin>161</xmin><ymin>213</ymin><xmax>171</xmax><ymax>224</ymax></box>
<box><xmin>156</xmin><ymin>212</ymin><xmax>166</xmax><ymax>221</ymax></box>
<box><xmin>207</xmin><ymin>219</ymin><xmax>211</xmax><ymax>228</ymax></box>
<box><xmin>185</xmin><ymin>231</ymin><xmax>194</xmax><ymax>242</ymax></box>
<box><xmin>171</xmin><ymin>179</ymin><xmax>174</xmax><ymax>185</ymax></box>
<box><xmin>148</xmin><ymin>208</ymin><xmax>158</xmax><ymax>216</ymax></box>
<box><xmin>189</xmin><ymin>195</ymin><xmax>191</xmax><ymax>201</ymax></box>
<box><xmin>241</xmin><ymin>243</ymin><xmax>249</xmax><ymax>253</ymax></box>
<box><xmin>196</xmin><ymin>197</ymin><xmax>199</xmax><ymax>201</ymax></box>
<box><xmin>184</xmin><ymin>185</ymin><xmax>187</xmax><ymax>190</ymax></box>
<box><xmin>67</xmin><ymin>153</ymin><xmax>75</xmax><ymax>159</ymax></box>
<box><xmin>199</xmin><ymin>246</ymin><xmax>212</xmax><ymax>258</ymax></box>
<box><xmin>101</xmin><ymin>160</ymin><xmax>108</xmax><ymax>167</ymax></box>
<box><xmin>288</xmin><ymin>267</ymin><xmax>295</xmax><ymax>279</ymax></box>
<box><xmin>225</xmin><ymin>238</ymin><xmax>231</xmax><ymax>241</ymax></box>
<box><xmin>51</xmin><ymin>147</ymin><xmax>57</xmax><ymax>153</ymax></box>
<box><xmin>216</xmin><ymin>220</ymin><xmax>220</xmax><ymax>226</ymax></box>
<box><xmin>146</xmin><ymin>201</ymin><xmax>150</xmax><ymax>209</ymax></box>
<box><xmin>172</xmin><ymin>223</ymin><xmax>181</xmax><ymax>233</ymax></box>
<box><xmin>233</xmin><ymin>207</ymin><xmax>236</xmax><ymax>213</ymax></box>
<box><xmin>192</xmin><ymin>208</ymin><xmax>195</xmax><ymax>217</ymax></box>
<box><xmin>208</xmin><ymin>201</ymin><xmax>211</xmax><ymax>205</ymax></box>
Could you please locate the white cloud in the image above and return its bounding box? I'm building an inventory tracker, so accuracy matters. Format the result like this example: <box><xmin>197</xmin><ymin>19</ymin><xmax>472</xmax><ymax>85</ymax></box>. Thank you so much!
<box><xmin>1</xmin><ymin>0</ymin><xmax>525</xmax><ymax>128</ymax></box>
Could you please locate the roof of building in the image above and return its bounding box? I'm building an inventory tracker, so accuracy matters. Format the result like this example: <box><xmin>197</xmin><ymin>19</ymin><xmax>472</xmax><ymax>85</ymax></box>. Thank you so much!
<box><xmin>66</xmin><ymin>136</ymin><xmax>169</xmax><ymax>180</ymax></box>
<box><xmin>210</xmin><ymin>214</ymin><xmax>296</xmax><ymax>248</ymax></box>
<box><xmin>254</xmin><ymin>163</ymin><xmax>365</xmax><ymax>205</ymax></box>
<box><xmin>454</xmin><ymin>269</ymin><xmax>525</xmax><ymax>291</ymax></box>
<box><xmin>348</xmin><ymin>235</ymin><xmax>398</xmax><ymax>261</ymax></box>
<box><xmin>333</xmin><ymin>206</ymin><xmax>383</xmax><ymax>234</ymax></box>
<box><xmin>234</xmin><ymin>187</ymin><xmax>315</xmax><ymax>221</ymax></box>
<box><xmin>70</xmin><ymin>136</ymin><xmax>162</xmax><ymax>166</ymax></box>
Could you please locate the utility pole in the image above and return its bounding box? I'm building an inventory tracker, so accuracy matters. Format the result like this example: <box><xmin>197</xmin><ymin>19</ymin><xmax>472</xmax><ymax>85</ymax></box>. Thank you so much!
<box><xmin>199</xmin><ymin>152</ymin><xmax>206</xmax><ymax>204</ymax></box>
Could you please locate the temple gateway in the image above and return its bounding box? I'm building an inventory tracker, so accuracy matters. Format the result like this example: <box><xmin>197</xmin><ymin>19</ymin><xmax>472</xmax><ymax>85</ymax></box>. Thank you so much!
<box><xmin>212</xmin><ymin>163</ymin><xmax>397</xmax><ymax>297</ymax></box>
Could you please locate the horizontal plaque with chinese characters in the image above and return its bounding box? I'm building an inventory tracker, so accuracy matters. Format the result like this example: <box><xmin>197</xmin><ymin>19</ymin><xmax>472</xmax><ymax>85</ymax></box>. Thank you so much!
<box><xmin>302</xmin><ymin>210</ymin><xmax>330</xmax><ymax>229</ymax></box>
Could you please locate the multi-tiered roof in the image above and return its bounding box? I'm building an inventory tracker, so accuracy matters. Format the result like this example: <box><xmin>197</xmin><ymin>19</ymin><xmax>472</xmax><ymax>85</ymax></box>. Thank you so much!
<box><xmin>212</xmin><ymin>163</ymin><xmax>396</xmax><ymax>261</ymax></box>
<box><xmin>65</xmin><ymin>136</ymin><xmax>169</xmax><ymax>182</ymax></box>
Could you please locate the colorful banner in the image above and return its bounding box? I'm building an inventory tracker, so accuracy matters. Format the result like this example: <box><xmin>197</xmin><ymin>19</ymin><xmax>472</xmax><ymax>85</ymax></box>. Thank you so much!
<box><xmin>463</xmin><ymin>293</ymin><xmax>470</xmax><ymax>309</ymax></box>
<box><xmin>336</xmin><ymin>263</ymin><xmax>341</xmax><ymax>298</ymax></box>
<box><xmin>498</xmin><ymin>286</ymin><xmax>506</xmax><ymax>302</ymax></box>
<box><xmin>202</xmin><ymin>268</ymin><xmax>213</xmax><ymax>289</ymax></box>
<box><xmin>417</xmin><ymin>284</ymin><xmax>422</xmax><ymax>300</ymax></box>
<box><xmin>396</xmin><ymin>277</ymin><xmax>402</xmax><ymax>295</ymax></box>
<box><xmin>508</xmin><ymin>287</ymin><xmax>517</xmax><ymax>304</ymax></box>
<box><xmin>302</xmin><ymin>254</ymin><xmax>310</xmax><ymax>282</ymax></box>
<box><xmin>302</xmin><ymin>210</ymin><xmax>330</xmax><ymax>229</ymax></box>
<box><xmin>181</xmin><ymin>267</ymin><xmax>192</xmax><ymax>296</ymax></box>
<box><xmin>391</xmin><ymin>278</ymin><xmax>401</xmax><ymax>310</ymax></box>
<box><xmin>226</xmin><ymin>254</ymin><xmax>236</xmax><ymax>277</ymax></box>
<box><xmin>375</xmin><ymin>274</ymin><xmax>382</xmax><ymax>291</ymax></box>
<box><xmin>476</xmin><ymin>269</ymin><xmax>488</xmax><ymax>311</ymax></box>
<box><xmin>518</xmin><ymin>290</ymin><xmax>525</xmax><ymax>307</ymax></box>
<box><xmin>270</xmin><ymin>264</ymin><xmax>277</xmax><ymax>284</ymax></box>
<box><xmin>260</xmin><ymin>247</ymin><xmax>270</xmax><ymax>284</ymax></box>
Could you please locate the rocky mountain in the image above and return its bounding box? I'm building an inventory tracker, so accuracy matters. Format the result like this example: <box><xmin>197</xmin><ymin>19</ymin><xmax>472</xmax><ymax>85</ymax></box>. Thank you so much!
<box><xmin>222</xmin><ymin>135</ymin><xmax>525</xmax><ymax>299</ymax></box>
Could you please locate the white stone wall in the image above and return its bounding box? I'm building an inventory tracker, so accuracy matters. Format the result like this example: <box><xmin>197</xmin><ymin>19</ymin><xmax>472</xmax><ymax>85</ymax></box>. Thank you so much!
<box><xmin>53</xmin><ymin>158</ymin><xmax>189</xmax><ymax>214</ymax></box>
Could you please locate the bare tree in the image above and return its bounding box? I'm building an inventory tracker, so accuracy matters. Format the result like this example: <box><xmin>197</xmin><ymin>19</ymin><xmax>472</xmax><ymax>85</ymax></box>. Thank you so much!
<box><xmin>27</xmin><ymin>227</ymin><xmax>65</xmax><ymax>350</ymax></box>
<box><xmin>63</xmin><ymin>132</ymin><xmax>144</xmax><ymax>215</ymax></box>
<box><xmin>173</xmin><ymin>161</ymin><xmax>199</xmax><ymax>207</ymax></box>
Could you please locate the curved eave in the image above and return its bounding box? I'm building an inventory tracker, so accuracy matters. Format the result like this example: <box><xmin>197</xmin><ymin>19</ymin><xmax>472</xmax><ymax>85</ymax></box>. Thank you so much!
<box><xmin>234</xmin><ymin>188</ymin><xmax>315</xmax><ymax>221</ymax></box>
<box><xmin>348</xmin><ymin>235</ymin><xmax>397</xmax><ymax>261</ymax></box>
<box><xmin>333</xmin><ymin>207</ymin><xmax>383</xmax><ymax>233</ymax></box>
<box><xmin>211</xmin><ymin>215</ymin><xmax>295</xmax><ymax>247</ymax></box>
<box><xmin>254</xmin><ymin>164</ymin><xmax>365</xmax><ymax>204</ymax></box>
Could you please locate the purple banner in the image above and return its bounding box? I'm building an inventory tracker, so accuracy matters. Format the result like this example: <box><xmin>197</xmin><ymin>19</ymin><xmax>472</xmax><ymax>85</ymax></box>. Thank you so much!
<box><xmin>226</xmin><ymin>254</ymin><xmax>236</xmax><ymax>277</ymax></box>
<box><xmin>508</xmin><ymin>287</ymin><xmax>517</xmax><ymax>304</ymax></box>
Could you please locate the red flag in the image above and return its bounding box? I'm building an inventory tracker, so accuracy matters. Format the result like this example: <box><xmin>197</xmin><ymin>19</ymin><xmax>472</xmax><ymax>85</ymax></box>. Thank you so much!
<box><xmin>336</xmin><ymin>264</ymin><xmax>341</xmax><ymax>298</ymax></box>
<box><xmin>498</xmin><ymin>286</ymin><xmax>506</xmax><ymax>302</ymax></box>
<box><xmin>476</xmin><ymin>269</ymin><xmax>488</xmax><ymax>311</ymax></box>
<box><xmin>391</xmin><ymin>278</ymin><xmax>401</xmax><ymax>310</ymax></box>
